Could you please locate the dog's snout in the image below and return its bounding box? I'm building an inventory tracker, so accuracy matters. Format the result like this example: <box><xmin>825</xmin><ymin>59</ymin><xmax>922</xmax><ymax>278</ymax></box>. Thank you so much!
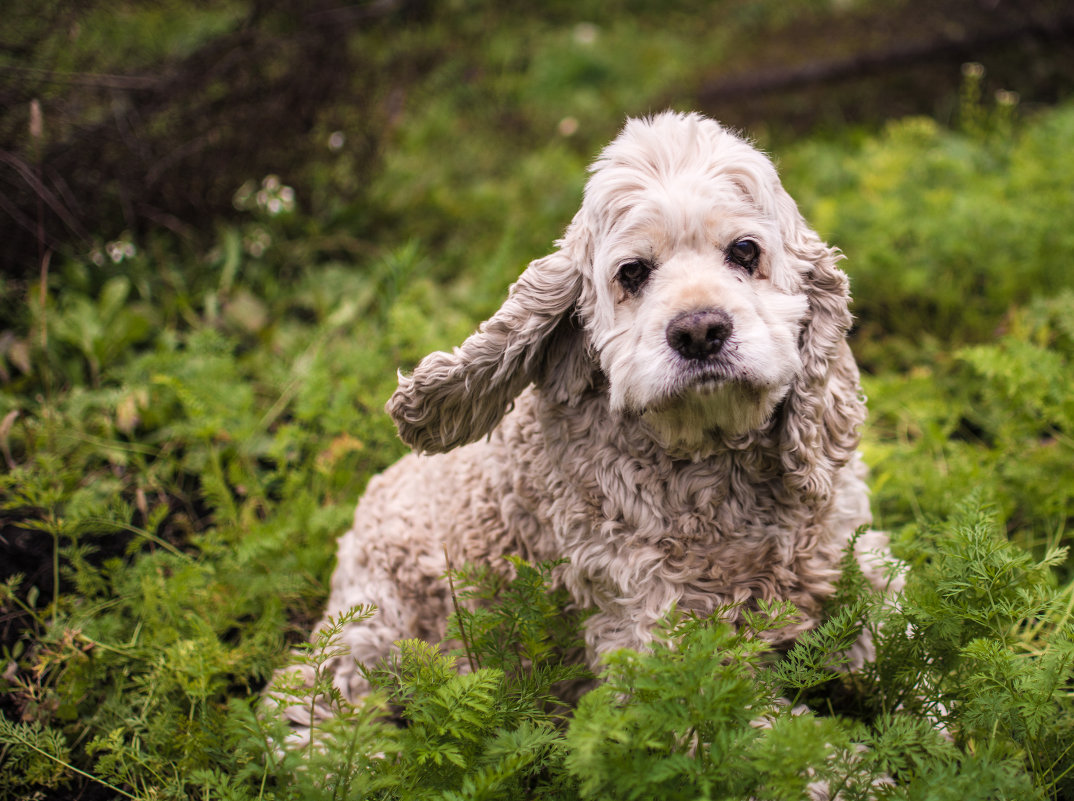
<box><xmin>666</xmin><ymin>309</ymin><xmax>733</xmax><ymax>361</ymax></box>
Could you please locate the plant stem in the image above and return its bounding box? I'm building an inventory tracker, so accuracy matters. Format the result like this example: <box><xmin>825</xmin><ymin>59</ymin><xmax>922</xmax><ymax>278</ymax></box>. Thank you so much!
<box><xmin>6</xmin><ymin>725</ymin><xmax>142</xmax><ymax>800</ymax></box>
<box><xmin>445</xmin><ymin>545</ymin><xmax>479</xmax><ymax>673</ymax></box>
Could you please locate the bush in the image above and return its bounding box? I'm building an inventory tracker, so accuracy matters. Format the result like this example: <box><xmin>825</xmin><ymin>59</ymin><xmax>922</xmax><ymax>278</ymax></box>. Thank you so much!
<box><xmin>782</xmin><ymin>102</ymin><xmax>1074</xmax><ymax>366</ymax></box>
<box><xmin>864</xmin><ymin>291</ymin><xmax>1074</xmax><ymax>564</ymax></box>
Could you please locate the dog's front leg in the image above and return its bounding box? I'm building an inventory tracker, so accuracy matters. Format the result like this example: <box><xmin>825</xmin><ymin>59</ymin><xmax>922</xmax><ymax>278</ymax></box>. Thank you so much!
<box><xmin>269</xmin><ymin>492</ymin><xmax>454</xmax><ymax>742</ymax></box>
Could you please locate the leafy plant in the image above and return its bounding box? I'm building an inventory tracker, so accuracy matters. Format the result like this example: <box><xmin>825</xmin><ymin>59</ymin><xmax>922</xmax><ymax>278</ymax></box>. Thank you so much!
<box><xmin>249</xmin><ymin>559</ymin><xmax>590</xmax><ymax>801</ymax></box>
<box><xmin>782</xmin><ymin>102</ymin><xmax>1074</xmax><ymax>364</ymax></box>
<box><xmin>864</xmin><ymin>292</ymin><xmax>1074</xmax><ymax>565</ymax></box>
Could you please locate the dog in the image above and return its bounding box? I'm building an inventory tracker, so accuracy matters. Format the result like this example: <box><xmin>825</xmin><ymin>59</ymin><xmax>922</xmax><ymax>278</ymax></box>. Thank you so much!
<box><xmin>280</xmin><ymin>111</ymin><xmax>895</xmax><ymax>730</ymax></box>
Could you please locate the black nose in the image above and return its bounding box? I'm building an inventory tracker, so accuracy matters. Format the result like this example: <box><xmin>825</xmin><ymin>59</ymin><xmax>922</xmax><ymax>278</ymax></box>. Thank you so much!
<box><xmin>666</xmin><ymin>309</ymin><xmax>733</xmax><ymax>361</ymax></box>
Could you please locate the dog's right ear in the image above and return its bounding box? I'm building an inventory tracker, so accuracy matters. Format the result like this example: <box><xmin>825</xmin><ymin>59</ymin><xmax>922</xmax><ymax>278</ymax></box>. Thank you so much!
<box><xmin>386</xmin><ymin>234</ymin><xmax>592</xmax><ymax>454</ymax></box>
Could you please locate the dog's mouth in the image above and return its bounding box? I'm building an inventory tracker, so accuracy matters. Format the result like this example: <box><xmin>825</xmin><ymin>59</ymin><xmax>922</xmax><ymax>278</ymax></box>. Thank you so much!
<box><xmin>645</xmin><ymin>363</ymin><xmax>760</xmax><ymax>414</ymax></box>
<box><xmin>636</xmin><ymin>359</ymin><xmax>791</xmax><ymax>448</ymax></box>
<box><xmin>643</xmin><ymin>348</ymin><xmax>793</xmax><ymax>416</ymax></box>
<box><xmin>675</xmin><ymin>358</ymin><xmax>758</xmax><ymax>395</ymax></box>
<box><xmin>683</xmin><ymin>367</ymin><xmax>738</xmax><ymax>392</ymax></box>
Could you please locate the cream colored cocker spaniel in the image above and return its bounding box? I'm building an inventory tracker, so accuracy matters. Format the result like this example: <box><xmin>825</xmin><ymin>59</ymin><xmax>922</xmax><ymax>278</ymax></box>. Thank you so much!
<box><xmin>282</xmin><ymin>111</ymin><xmax>895</xmax><ymax>730</ymax></box>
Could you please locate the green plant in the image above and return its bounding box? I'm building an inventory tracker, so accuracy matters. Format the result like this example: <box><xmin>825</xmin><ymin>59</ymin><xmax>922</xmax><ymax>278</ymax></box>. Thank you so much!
<box><xmin>864</xmin><ymin>292</ymin><xmax>1074</xmax><ymax>565</ymax></box>
<box><xmin>237</xmin><ymin>501</ymin><xmax>1072</xmax><ymax>801</ymax></box>
<box><xmin>560</xmin><ymin>501</ymin><xmax>1071</xmax><ymax>800</ymax></box>
<box><xmin>782</xmin><ymin>103</ymin><xmax>1074</xmax><ymax>364</ymax></box>
<box><xmin>249</xmin><ymin>558</ymin><xmax>590</xmax><ymax>801</ymax></box>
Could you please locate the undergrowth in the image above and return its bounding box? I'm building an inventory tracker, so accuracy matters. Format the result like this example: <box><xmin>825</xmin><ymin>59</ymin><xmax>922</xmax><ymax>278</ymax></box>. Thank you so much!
<box><xmin>863</xmin><ymin>290</ymin><xmax>1074</xmax><ymax>557</ymax></box>
<box><xmin>251</xmin><ymin>501</ymin><xmax>1071</xmax><ymax>801</ymax></box>
<box><xmin>175</xmin><ymin>513</ymin><xmax>1074</xmax><ymax>799</ymax></box>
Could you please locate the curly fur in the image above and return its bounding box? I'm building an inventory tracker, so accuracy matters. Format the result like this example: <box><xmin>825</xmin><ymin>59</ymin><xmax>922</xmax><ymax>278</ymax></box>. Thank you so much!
<box><xmin>278</xmin><ymin>112</ymin><xmax>898</xmax><ymax>727</ymax></box>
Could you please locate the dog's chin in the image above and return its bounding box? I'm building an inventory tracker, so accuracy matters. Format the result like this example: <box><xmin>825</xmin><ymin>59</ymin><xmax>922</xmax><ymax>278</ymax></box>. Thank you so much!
<box><xmin>639</xmin><ymin>375</ymin><xmax>787</xmax><ymax>454</ymax></box>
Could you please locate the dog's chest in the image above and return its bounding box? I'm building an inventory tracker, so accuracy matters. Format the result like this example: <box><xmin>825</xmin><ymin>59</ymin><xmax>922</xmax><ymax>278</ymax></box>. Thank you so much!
<box><xmin>462</xmin><ymin>391</ymin><xmax>848</xmax><ymax>637</ymax></box>
<box><xmin>527</xmin><ymin>394</ymin><xmax>813</xmax><ymax>577</ymax></box>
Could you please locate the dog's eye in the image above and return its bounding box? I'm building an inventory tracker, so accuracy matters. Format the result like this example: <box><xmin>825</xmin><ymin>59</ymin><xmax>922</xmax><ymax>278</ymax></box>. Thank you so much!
<box><xmin>617</xmin><ymin>259</ymin><xmax>653</xmax><ymax>294</ymax></box>
<box><xmin>727</xmin><ymin>240</ymin><xmax>760</xmax><ymax>273</ymax></box>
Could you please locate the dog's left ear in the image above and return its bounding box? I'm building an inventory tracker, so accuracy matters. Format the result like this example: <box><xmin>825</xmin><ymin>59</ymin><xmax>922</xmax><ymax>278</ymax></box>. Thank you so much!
<box><xmin>386</xmin><ymin>229</ymin><xmax>595</xmax><ymax>454</ymax></box>
<box><xmin>775</xmin><ymin>188</ymin><xmax>866</xmax><ymax>504</ymax></box>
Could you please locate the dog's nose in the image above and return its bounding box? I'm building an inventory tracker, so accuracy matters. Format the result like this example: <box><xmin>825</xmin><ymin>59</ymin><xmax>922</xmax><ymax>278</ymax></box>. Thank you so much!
<box><xmin>666</xmin><ymin>309</ymin><xmax>733</xmax><ymax>361</ymax></box>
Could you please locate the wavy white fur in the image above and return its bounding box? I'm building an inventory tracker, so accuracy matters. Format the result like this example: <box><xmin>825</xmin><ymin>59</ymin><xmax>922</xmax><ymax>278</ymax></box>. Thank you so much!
<box><xmin>277</xmin><ymin>111</ymin><xmax>898</xmax><ymax>730</ymax></box>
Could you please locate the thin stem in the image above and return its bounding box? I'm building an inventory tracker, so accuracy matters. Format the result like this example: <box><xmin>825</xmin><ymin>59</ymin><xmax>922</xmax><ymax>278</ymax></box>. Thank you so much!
<box><xmin>84</xmin><ymin>517</ymin><xmax>190</xmax><ymax>560</ymax></box>
<box><xmin>444</xmin><ymin>545</ymin><xmax>478</xmax><ymax>672</ymax></box>
<box><xmin>5</xmin><ymin>725</ymin><xmax>142</xmax><ymax>800</ymax></box>
<box><xmin>51</xmin><ymin>526</ymin><xmax>59</xmax><ymax>628</ymax></box>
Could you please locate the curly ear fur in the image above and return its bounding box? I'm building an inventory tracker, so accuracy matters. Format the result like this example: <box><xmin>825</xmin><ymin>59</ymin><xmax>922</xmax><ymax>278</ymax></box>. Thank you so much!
<box><xmin>387</xmin><ymin>236</ymin><xmax>593</xmax><ymax>454</ymax></box>
<box><xmin>775</xmin><ymin>189</ymin><xmax>865</xmax><ymax>504</ymax></box>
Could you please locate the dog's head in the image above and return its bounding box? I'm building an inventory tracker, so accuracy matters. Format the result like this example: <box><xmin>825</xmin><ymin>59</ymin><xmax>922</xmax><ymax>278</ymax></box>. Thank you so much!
<box><xmin>388</xmin><ymin>112</ymin><xmax>862</xmax><ymax>499</ymax></box>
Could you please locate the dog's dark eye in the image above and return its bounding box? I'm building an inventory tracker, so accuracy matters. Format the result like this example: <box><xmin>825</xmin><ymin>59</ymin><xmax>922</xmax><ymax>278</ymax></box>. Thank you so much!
<box><xmin>617</xmin><ymin>259</ymin><xmax>654</xmax><ymax>294</ymax></box>
<box><xmin>727</xmin><ymin>240</ymin><xmax>760</xmax><ymax>273</ymax></box>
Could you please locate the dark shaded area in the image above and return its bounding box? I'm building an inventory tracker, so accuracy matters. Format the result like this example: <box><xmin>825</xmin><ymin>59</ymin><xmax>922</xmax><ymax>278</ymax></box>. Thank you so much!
<box><xmin>0</xmin><ymin>0</ymin><xmax>428</xmax><ymax>274</ymax></box>
<box><xmin>696</xmin><ymin>0</ymin><xmax>1074</xmax><ymax>135</ymax></box>
<box><xmin>0</xmin><ymin>517</ymin><xmax>53</xmax><ymax>657</ymax></box>
<box><xmin>2</xmin><ymin>0</ymin><xmax>1074</xmax><ymax>278</ymax></box>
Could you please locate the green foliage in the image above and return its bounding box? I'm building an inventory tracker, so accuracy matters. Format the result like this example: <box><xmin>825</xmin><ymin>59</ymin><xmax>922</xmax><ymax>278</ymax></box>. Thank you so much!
<box><xmin>565</xmin><ymin>604</ymin><xmax>798</xmax><ymax>800</ymax></box>
<box><xmin>766</xmin><ymin>598</ymin><xmax>871</xmax><ymax>701</ymax></box>
<box><xmin>246</xmin><ymin>561</ymin><xmax>588</xmax><ymax>801</ymax></box>
<box><xmin>444</xmin><ymin>557</ymin><xmax>590</xmax><ymax>684</ymax></box>
<box><xmin>247</xmin><ymin>606</ymin><xmax>398</xmax><ymax>801</ymax></box>
<box><xmin>0</xmin><ymin>717</ymin><xmax>73</xmax><ymax>793</ymax></box>
<box><xmin>864</xmin><ymin>292</ymin><xmax>1074</xmax><ymax>562</ymax></box>
<box><xmin>0</xmin><ymin>224</ymin><xmax>434</xmax><ymax>799</ymax></box>
<box><xmin>846</xmin><ymin>499</ymin><xmax>1074</xmax><ymax>798</ymax></box>
<box><xmin>782</xmin><ymin>100</ymin><xmax>1074</xmax><ymax>364</ymax></box>
<box><xmin>560</xmin><ymin>503</ymin><xmax>1068</xmax><ymax>801</ymax></box>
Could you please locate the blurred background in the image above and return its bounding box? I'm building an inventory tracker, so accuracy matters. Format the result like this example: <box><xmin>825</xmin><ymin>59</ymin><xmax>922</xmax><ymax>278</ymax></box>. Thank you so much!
<box><xmin>3</xmin><ymin>0</ymin><xmax>1073</xmax><ymax>273</ymax></box>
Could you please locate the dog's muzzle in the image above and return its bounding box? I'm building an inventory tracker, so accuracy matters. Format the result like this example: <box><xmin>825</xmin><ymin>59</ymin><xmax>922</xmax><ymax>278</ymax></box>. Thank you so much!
<box><xmin>666</xmin><ymin>309</ymin><xmax>733</xmax><ymax>362</ymax></box>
